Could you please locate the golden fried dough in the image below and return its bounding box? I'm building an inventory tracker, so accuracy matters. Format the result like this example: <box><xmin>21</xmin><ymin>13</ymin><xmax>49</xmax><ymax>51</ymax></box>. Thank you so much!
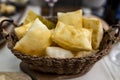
<box><xmin>14</xmin><ymin>18</ymin><xmax>52</xmax><ymax>56</ymax></box>
<box><xmin>46</xmin><ymin>47</ymin><xmax>73</xmax><ymax>58</ymax></box>
<box><xmin>52</xmin><ymin>21</ymin><xmax>92</xmax><ymax>51</ymax></box>
<box><xmin>58</xmin><ymin>10</ymin><xmax>82</xmax><ymax>29</ymax></box>
<box><xmin>83</xmin><ymin>17</ymin><xmax>103</xmax><ymax>49</ymax></box>
<box><xmin>14</xmin><ymin>21</ymin><xmax>33</xmax><ymax>39</ymax></box>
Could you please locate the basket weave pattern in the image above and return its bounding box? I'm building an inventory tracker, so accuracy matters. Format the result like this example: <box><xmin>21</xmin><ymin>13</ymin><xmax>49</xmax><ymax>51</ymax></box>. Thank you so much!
<box><xmin>7</xmin><ymin>26</ymin><xmax>120</xmax><ymax>75</ymax></box>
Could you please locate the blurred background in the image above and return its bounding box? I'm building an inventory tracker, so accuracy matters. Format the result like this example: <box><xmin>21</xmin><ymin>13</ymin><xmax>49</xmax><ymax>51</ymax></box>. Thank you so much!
<box><xmin>0</xmin><ymin>0</ymin><xmax>120</xmax><ymax>25</ymax></box>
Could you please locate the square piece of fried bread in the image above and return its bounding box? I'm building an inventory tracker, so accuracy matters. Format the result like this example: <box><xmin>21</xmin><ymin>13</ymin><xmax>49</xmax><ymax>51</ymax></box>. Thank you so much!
<box><xmin>14</xmin><ymin>18</ymin><xmax>52</xmax><ymax>56</ymax></box>
<box><xmin>52</xmin><ymin>21</ymin><xmax>92</xmax><ymax>51</ymax></box>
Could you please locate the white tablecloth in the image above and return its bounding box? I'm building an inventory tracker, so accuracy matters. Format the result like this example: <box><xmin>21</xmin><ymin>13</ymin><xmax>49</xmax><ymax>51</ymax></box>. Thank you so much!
<box><xmin>0</xmin><ymin>44</ymin><xmax>21</xmax><ymax>72</ymax></box>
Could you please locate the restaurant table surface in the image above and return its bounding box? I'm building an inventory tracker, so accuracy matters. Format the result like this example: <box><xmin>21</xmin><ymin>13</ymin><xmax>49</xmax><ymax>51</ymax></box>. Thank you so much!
<box><xmin>0</xmin><ymin>5</ymin><xmax>120</xmax><ymax>80</ymax></box>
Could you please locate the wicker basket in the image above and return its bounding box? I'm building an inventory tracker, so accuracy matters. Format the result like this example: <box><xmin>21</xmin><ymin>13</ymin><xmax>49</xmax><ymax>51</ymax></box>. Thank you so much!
<box><xmin>0</xmin><ymin>19</ymin><xmax>120</xmax><ymax>75</ymax></box>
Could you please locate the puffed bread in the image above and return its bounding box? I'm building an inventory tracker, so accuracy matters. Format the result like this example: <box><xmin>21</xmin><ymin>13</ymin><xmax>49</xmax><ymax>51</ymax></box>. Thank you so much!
<box><xmin>46</xmin><ymin>47</ymin><xmax>73</xmax><ymax>58</ymax></box>
<box><xmin>83</xmin><ymin>17</ymin><xmax>103</xmax><ymax>49</ymax></box>
<box><xmin>58</xmin><ymin>10</ymin><xmax>82</xmax><ymax>29</ymax></box>
<box><xmin>14</xmin><ymin>22</ymin><xmax>33</xmax><ymax>39</ymax></box>
<box><xmin>14</xmin><ymin>18</ymin><xmax>52</xmax><ymax>56</ymax></box>
<box><xmin>52</xmin><ymin>21</ymin><xmax>92</xmax><ymax>51</ymax></box>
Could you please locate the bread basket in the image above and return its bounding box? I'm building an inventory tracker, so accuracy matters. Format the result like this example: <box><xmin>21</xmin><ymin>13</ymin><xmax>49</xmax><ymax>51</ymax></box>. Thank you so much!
<box><xmin>0</xmin><ymin>19</ymin><xmax>120</xmax><ymax>75</ymax></box>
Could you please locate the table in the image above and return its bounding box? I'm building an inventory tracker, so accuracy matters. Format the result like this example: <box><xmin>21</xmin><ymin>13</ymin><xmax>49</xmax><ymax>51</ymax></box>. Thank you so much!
<box><xmin>0</xmin><ymin>5</ymin><xmax>120</xmax><ymax>80</ymax></box>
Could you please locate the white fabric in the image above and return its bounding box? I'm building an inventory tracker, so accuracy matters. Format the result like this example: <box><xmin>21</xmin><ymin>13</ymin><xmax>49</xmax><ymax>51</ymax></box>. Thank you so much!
<box><xmin>104</xmin><ymin>42</ymin><xmax>120</xmax><ymax>80</ymax></box>
<box><xmin>0</xmin><ymin>44</ymin><xmax>21</xmax><ymax>72</ymax></box>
